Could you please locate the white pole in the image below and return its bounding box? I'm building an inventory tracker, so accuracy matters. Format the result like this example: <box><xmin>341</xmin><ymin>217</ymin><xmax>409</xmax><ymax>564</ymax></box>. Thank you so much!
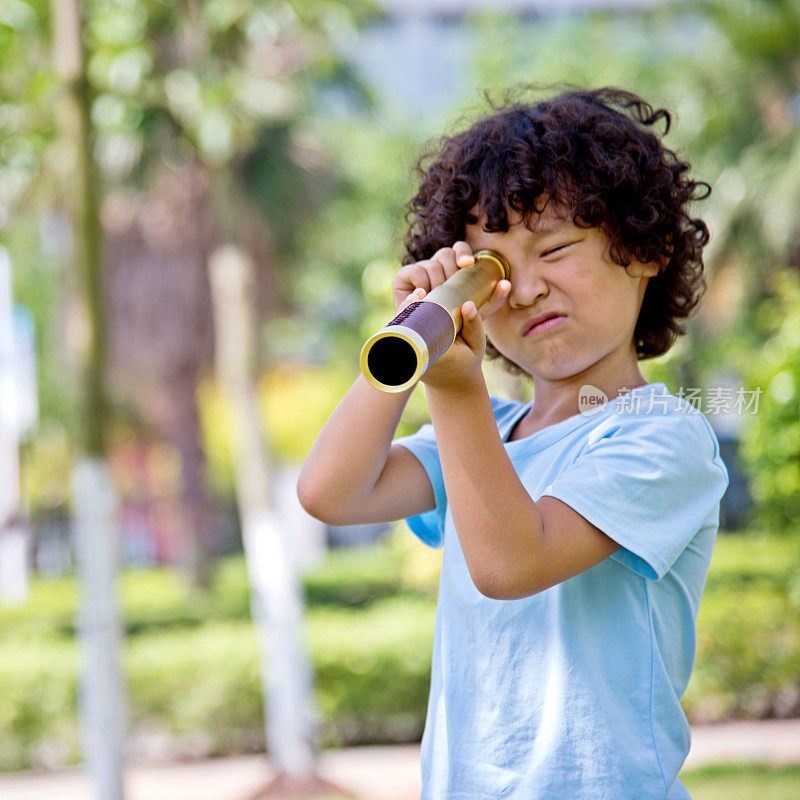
<box><xmin>73</xmin><ymin>459</ymin><xmax>126</xmax><ymax>800</ymax></box>
<box><xmin>208</xmin><ymin>245</ymin><xmax>317</xmax><ymax>780</ymax></box>
<box><xmin>0</xmin><ymin>246</ymin><xmax>26</xmax><ymax>608</ymax></box>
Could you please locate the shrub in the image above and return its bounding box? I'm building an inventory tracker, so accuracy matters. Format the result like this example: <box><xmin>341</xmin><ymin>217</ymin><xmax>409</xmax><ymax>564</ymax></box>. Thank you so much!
<box><xmin>1</xmin><ymin>530</ymin><xmax>798</xmax><ymax>769</ymax></box>
<box><xmin>682</xmin><ymin>532</ymin><xmax>800</xmax><ymax>722</ymax></box>
<box><xmin>735</xmin><ymin>270</ymin><xmax>800</xmax><ymax>533</ymax></box>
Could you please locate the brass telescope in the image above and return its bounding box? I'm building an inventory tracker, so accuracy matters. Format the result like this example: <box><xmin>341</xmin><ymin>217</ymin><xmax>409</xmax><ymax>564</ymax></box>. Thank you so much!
<box><xmin>360</xmin><ymin>249</ymin><xmax>511</xmax><ymax>393</ymax></box>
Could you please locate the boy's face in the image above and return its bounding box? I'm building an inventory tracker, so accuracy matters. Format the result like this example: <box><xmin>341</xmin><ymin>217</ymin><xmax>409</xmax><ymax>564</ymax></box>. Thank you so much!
<box><xmin>464</xmin><ymin>201</ymin><xmax>660</xmax><ymax>384</ymax></box>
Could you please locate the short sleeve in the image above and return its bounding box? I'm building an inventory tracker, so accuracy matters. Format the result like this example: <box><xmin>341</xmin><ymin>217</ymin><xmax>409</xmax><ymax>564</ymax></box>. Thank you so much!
<box><xmin>392</xmin><ymin>423</ymin><xmax>447</xmax><ymax>548</ymax></box>
<box><xmin>541</xmin><ymin>409</ymin><xmax>730</xmax><ymax>581</ymax></box>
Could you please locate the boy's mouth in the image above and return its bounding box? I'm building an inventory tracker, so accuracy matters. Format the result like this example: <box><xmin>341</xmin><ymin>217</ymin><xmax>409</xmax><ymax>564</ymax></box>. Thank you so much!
<box><xmin>522</xmin><ymin>312</ymin><xmax>567</xmax><ymax>337</ymax></box>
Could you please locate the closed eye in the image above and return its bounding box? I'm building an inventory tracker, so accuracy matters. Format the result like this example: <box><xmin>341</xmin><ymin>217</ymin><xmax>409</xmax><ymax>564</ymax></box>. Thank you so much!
<box><xmin>542</xmin><ymin>242</ymin><xmax>577</xmax><ymax>257</ymax></box>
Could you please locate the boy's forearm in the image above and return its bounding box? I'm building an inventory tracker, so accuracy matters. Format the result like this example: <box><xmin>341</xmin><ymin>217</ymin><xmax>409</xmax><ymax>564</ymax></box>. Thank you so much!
<box><xmin>424</xmin><ymin>377</ymin><xmax>544</xmax><ymax>598</ymax></box>
<box><xmin>297</xmin><ymin>373</ymin><xmax>414</xmax><ymax>521</ymax></box>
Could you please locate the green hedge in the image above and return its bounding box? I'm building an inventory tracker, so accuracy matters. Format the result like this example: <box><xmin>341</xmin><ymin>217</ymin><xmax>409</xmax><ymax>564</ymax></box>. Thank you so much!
<box><xmin>0</xmin><ymin>532</ymin><xmax>798</xmax><ymax>770</ymax></box>
<box><xmin>0</xmin><ymin>540</ymin><xmax>424</xmax><ymax>770</ymax></box>
<box><xmin>683</xmin><ymin>533</ymin><xmax>800</xmax><ymax>722</ymax></box>
<box><xmin>0</xmin><ymin>543</ymin><xmax>410</xmax><ymax>640</ymax></box>
<box><xmin>0</xmin><ymin>637</ymin><xmax>79</xmax><ymax>770</ymax></box>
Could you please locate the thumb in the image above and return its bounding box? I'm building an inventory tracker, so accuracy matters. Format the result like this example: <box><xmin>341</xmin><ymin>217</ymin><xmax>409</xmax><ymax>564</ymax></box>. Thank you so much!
<box><xmin>459</xmin><ymin>301</ymin><xmax>485</xmax><ymax>350</ymax></box>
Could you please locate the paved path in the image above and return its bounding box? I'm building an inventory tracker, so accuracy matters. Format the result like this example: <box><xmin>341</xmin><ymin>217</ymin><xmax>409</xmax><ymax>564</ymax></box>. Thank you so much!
<box><xmin>1</xmin><ymin>719</ymin><xmax>799</xmax><ymax>800</ymax></box>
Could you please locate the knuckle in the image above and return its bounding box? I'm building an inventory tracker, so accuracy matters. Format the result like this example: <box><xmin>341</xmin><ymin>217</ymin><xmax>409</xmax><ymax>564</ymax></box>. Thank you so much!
<box><xmin>410</xmin><ymin>263</ymin><xmax>429</xmax><ymax>281</ymax></box>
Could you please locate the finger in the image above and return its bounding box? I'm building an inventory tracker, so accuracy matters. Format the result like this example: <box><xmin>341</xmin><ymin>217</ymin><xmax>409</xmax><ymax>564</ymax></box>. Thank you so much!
<box><xmin>396</xmin><ymin>286</ymin><xmax>427</xmax><ymax>314</ymax></box>
<box><xmin>409</xmin><ymin>261</ymin><xmax>436</xmax><ymax>293</ymax></box>
<box><xmin>425</xmin><ymin>257</ymin><xmax>448</xmax><ymax>288</ymax></box>
<box><xmin>481</xmin><ymin>279</ymin><xmax>511</xmax><ymax>317</ymax></box>
<box><xmin>452</xmin><ymin>241</ymin><xmax>475</xmax><ymax>269</ymax></box>
<box><xmin>431</xmin><ymin>248</ymin><xmax>459</xmax><ymax>280</ymax></box>
<box><xmin>392</xmin><ymin>263</ymin><xmax>432</xmax><ymax>309</ymax></box>
<box><xmin>479</xmin><ymin>279</ymin><xmax>512</xmax><ymax>320</ymax></box>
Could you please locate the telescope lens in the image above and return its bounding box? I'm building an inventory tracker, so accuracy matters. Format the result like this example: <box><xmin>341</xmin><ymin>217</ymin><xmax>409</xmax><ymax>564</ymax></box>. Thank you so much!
<box><xmin>366</xmin><ymin>335</ymin><xmax>417</xmax><ymax>387</ymax></box>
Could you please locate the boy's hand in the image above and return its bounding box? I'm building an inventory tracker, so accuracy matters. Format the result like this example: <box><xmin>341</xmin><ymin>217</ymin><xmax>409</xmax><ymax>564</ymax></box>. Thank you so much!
<box><xmin>392</xmin><ymin>242</ymin><xmax>512</xmax><ymax>394</ymax></box>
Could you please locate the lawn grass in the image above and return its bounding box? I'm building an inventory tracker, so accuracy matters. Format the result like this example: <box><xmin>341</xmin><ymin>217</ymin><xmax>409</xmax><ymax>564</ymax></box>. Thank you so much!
<box><xmin>680</xmin><ymin>763</ymin><xmax>800</xmax><ymax>800</ymax></box>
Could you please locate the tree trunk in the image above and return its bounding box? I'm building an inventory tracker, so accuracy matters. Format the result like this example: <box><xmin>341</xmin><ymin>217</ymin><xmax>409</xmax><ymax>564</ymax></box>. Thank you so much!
<box><xmin>103</xmin><ymin>167</ymin><xmax>219</xmax><ymax>588</ymax></box>
<box><xmin>52</xmin><ymin>2</ymin><xmax>126</xmax><ymax>798</ymax></box>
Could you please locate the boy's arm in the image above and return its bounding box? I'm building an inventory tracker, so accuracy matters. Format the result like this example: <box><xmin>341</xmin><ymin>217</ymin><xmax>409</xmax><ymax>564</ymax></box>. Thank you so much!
<box><xmin>296</xmin><ymin>373</ymin><xmax>436</xmax><ymax>526</ymax></box>
<box><xmin>299</xmin><ymin>241</ymin><xmax>514</xmax><ymax>529</ymax></box>
<box><xmin>425</xmin><ymin>377</ymin><xmax>620</xmax><ymax>600</ymax></box>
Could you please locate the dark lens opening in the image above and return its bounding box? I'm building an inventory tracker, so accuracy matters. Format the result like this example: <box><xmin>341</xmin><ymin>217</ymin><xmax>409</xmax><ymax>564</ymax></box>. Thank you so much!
<box><xmin>366</xmin><ymin>336</ymin><xmax>417</xmax><ymax>387</ymax></box>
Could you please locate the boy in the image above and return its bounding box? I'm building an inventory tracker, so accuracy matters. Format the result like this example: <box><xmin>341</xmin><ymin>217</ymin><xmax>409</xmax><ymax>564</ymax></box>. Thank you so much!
<box><xmin>297</xmin><ymin>86</ymin><xmax>729</xmax><ymax>799</ymax></box>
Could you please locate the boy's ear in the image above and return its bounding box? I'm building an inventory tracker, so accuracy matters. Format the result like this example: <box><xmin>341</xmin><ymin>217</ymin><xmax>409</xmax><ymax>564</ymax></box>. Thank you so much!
<box><xmin>643</xmin><ymin>260</ymin><xmax>661</xmax><ymax>278</ymax></box>
<box><xmin>627</xmin><ymin>259</ymin><xmax>662</xmax><ymax>279</ymax></box>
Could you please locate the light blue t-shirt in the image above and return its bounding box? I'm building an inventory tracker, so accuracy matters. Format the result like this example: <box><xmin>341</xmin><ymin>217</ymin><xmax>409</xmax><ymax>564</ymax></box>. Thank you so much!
<box><xmin>392</xmin><ymin>382</ymin><xmax>729</xmax><ymax>800</ymax></box>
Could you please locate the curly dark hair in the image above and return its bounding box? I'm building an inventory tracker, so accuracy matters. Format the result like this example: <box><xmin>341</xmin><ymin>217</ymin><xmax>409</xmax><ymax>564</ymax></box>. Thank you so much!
<box><xmin>402</xmin><ymin>84</ymin><xmax>711</xmax><ymax>374</ymax></box>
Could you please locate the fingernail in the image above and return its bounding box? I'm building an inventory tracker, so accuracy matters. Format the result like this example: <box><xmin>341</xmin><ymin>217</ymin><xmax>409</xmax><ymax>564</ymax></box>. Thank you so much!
<box><xmin>458</xmin><ymin>255</ymin><xmax>475</xmax><ymax>266</ymax></box>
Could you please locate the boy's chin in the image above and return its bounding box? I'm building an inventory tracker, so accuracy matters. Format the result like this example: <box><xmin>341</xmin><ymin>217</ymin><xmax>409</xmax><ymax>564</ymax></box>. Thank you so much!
<box><xmin>531</xmin><ymin>355</ymin><xmax>601</xmax><ymax>384</ymax></box>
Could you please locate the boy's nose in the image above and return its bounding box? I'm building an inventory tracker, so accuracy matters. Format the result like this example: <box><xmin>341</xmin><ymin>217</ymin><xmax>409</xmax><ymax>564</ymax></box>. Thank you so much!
<box><xmin>507</xmin><ymin>269</ymin><xmax>549</xmax><ymax>310</ymax></box>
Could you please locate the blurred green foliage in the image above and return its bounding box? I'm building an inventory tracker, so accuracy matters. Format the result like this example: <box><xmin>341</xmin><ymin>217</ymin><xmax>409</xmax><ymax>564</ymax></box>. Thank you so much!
<box><xmin>0</xmin><ymin>532</ymin><xmax>418</xmax><ymax>640</ymax></box>
<box><xmin>680</xmin><ymin>763</ymin><xmax>800</xmax><ymax>800</ymax></box>
<box><xmin>1</xmin><ymin>0</ymin><xmax>383</xmax><ymax>510</ymax></box>
<box><xmin>685</xmin><ymin>531</ymin><xmax>800</xmax><ymax>721</ymax></box>
<box><xmin>735</xmin><ymin>271</ymin><xmax>800</xmax><ymax>533</ymax></box>
<box><xmin>1</xmin><ymin>530</ymin><xmax>798</xmax><ymax>770</ymax></box>
<box><xmin>1</xmin><ymin>0</ymin><xmax>799</xmax><ymax>774</ymax></box>
<box><xmin>0</xmin><ymin>528</ymin><xmax>437</xmax><ymax>769</ymax></box>
<box><xmin>3</xmin><ymin>0</ymin><xmax>799</xmax><ymax>525</ymax></box>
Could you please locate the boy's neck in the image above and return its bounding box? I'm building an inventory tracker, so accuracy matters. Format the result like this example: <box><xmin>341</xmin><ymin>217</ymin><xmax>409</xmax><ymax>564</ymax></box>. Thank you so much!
<box><xmin>526</xmin><ymin>347</ymin><xmax>650</xmax><ymax>428</ymax></box>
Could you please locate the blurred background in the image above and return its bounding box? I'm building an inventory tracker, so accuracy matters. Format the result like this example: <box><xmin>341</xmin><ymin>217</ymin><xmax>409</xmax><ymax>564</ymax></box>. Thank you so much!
<box><xmin>0</xmin><ymin>0</ymin><xmax>799</xmax><ymax>798</ymax></box>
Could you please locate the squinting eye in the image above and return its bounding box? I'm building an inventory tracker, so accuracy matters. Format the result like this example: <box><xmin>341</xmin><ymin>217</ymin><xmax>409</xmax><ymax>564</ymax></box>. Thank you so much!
<box><xmin>542</xmin><ymin>243</ymin><xmax>572</xmax><ymax>257</ymax></box>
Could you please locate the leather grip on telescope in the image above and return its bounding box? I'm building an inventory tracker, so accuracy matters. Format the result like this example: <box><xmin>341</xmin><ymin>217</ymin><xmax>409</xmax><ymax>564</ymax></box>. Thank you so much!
<box><xmin>360</xmin><ymin>249</ymin><xmax>510</xmax><ymax>394</ymax></box>
<box><xmin>361</xmin><ymin>300</ymin><xmax>455</xmax><ymax>393</ymax></box>
<box><xmin>387</xmin><ymin>301</ymin><xmax>455</xmax><ymax>362</ymax></box>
